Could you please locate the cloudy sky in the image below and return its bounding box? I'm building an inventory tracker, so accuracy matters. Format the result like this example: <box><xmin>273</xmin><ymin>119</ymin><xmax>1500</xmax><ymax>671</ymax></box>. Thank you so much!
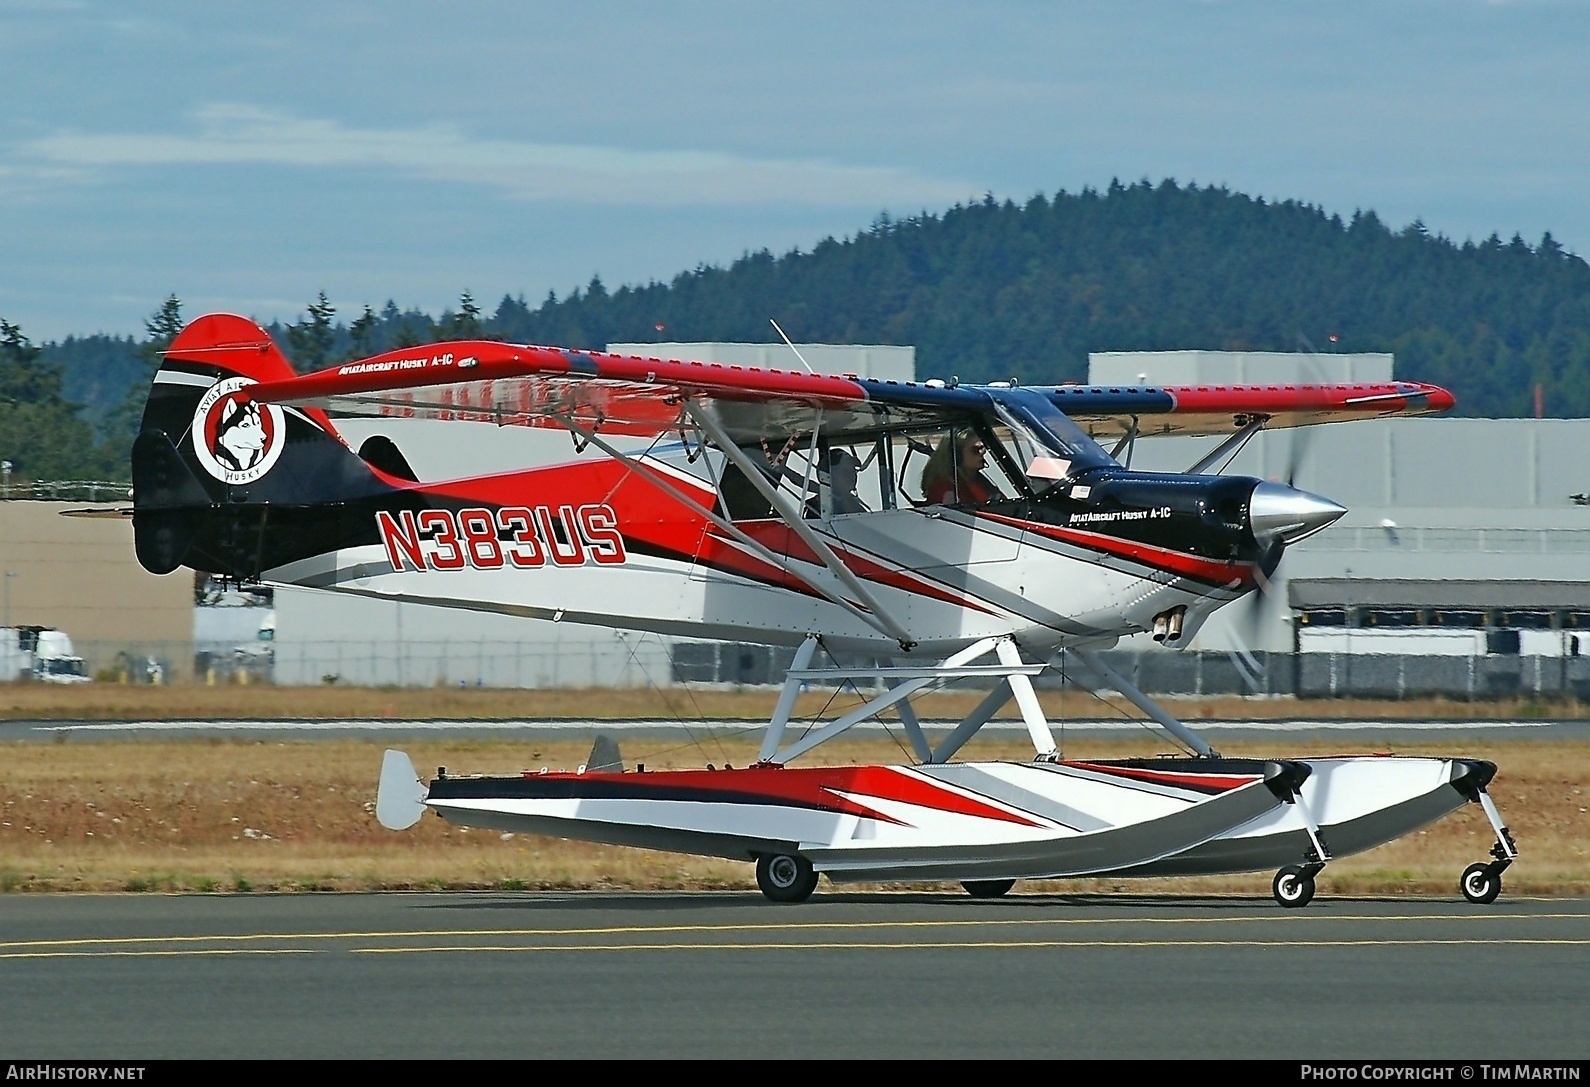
<box><xmin>2</xmin><ymin>1</ymin><xmax>1586</xmax><ymax>339</ymax></box>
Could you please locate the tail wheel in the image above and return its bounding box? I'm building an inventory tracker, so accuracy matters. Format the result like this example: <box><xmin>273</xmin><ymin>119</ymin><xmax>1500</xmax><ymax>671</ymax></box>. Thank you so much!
<box><xmin>962</xmin><ymin>879</ymin><xmax>1016</xmax><ymax>899</ymax></box>
<box><xmin>1273</xmin><ymin>865</ymin><xmax>1316</xmax><ymax>908</ymax></box>
<box><xmin>756</xmin><ymin>853</ymin><xmax>818</xmax><ymax>903</ymax></box>
<box><xmin>1461</xmin><ymin>862</ymin><xmax>1502</xmax><ymax>905</ymax></box>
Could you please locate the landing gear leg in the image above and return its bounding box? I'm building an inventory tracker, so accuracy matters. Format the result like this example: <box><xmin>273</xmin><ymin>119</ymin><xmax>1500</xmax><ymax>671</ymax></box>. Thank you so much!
<box><xmin>756</xmin><ymin>853</ymin><xmax>818</xmax><ymax>903</ymax></box>
<box><xmin>1272</xmin><ymin>773</ymin><xmax>1331</xmax><ymax>909</ymax></box>
<box><xmin>1460</xmin><ymin>788</ymin><xmax>1518</xmax><ymax>906</ymax></box>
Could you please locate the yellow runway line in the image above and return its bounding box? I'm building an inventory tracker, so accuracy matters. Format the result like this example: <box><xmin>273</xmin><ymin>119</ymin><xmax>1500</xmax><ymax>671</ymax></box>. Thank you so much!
<box><xmin>5</xmin><ymin>936</ymin><xmax>1589</xmax><ymax>960</ymax></box>
<box><xmin>350</xmin><ymin>936</ymin><xmax>1590</xmax><ymax>954</ymax></box>
<box><xmin>0</xmin><ymin>910</ymin><xmax>1583</xmax><ymax>952</ymax></box>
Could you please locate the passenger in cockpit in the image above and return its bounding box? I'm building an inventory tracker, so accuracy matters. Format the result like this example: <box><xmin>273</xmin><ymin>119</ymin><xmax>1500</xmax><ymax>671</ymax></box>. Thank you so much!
<box><xmin>921</xmin><ymin>429</ymin><xmax>995</xmax><ymax>506</ymax></box>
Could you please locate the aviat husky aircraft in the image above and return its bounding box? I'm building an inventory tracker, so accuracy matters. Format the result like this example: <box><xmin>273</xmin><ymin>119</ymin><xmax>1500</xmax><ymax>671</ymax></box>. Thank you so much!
<box><xmin>132</xmin><ymin>313</ymin><xmax>1519</xmax><ymax>907</ymax></box>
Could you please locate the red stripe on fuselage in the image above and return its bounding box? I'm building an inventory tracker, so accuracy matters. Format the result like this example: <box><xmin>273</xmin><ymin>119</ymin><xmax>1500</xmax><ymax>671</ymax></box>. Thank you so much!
<box><xmin>980</xmin><ymin>512</ymin><xmax>1254</xmax><ymax>588</ymax></box>
<box><xmin>403</xmin><ymin>459</ymin><xmax>1000</xmax><ymax>612</ymax></box>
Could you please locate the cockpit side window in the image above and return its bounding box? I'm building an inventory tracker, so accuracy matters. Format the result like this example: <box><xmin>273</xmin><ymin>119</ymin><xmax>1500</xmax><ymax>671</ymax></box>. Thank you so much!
<box><xmin>814</xmin><ymin>437</ymin><xmax>890</xmax><ymax>518</ymax></box>
<box><xmin>712</xmin><ymin>430</ymin><xmax>895</xmax><ymax>522</ymax></box>
<box><xmin>715</xmin><ymin>455</ymin><xmax>780</xmax><ymax>520</ymax></box>
<box><xmin>895</xmin><ymin>424</ymin><xmax>1023</xmax><ymax>509</ymax></box>
<box><xmin>705</xmin><ymin>393</ymin><xmax>1110</xmax><ymax>521</ymax></box>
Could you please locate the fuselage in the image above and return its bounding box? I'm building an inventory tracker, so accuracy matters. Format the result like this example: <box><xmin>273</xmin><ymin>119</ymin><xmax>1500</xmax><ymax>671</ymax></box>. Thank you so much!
<box><xmin>264</xmin><ymin>443</ymin><xmax>1289</xmax><ymax>657</ymax></box>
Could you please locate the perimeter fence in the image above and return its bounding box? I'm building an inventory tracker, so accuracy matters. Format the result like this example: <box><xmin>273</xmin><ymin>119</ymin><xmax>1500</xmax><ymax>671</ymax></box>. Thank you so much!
<box><xmin>27</xmin><ymin>638</ymin><xmax>1590</xmax><ymax>702</ymax></box>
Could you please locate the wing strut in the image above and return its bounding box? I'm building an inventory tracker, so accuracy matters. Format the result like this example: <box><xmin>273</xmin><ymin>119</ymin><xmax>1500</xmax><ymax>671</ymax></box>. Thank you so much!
<box><xmin>552</xmin><ymin>415</ymin><xmax>896</xmax><ymax>641</ymax></box>
<box><xmin>1186</xmin><ymin>416</ymin><xmax>1265</xmax><ymax>475</ymax></box>
<box><xmin>1108</xmin><ymin>416</ymin><xmax>1139</xmax><ymax>468</ymax></box>
<box><xmin>684</xmin><ymin>402</ymin><xmax>916</xmax><ymax>650</ymax></box>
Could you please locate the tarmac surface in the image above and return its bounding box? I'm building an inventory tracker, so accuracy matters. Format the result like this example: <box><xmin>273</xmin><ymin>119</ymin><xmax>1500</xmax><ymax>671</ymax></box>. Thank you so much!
<box><xmin>4</xmin><ymin>716</ymin><xmax>1589</xmax><ymax>743</ymax></box>
<box><xmin>1</xmin><ymin>891</ymin><xmax>1585</xmax><ymax>1058</ymax></box>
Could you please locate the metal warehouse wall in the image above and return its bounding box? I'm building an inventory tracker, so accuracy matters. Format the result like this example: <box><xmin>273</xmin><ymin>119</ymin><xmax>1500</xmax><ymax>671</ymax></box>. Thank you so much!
<box><xmin>1090</xmin><ymin>350</ymin><xmax>1392</xmax><ymax>387</ymax></box>
<box><xmin>270</xmin><ymin>586</ymin><xmax>676</xmax><ymax>688</ymax></box>
<box><xmin>0</xmin><ymin>501</ymin><xmax>193</xmax><ymax>647</ymax></box>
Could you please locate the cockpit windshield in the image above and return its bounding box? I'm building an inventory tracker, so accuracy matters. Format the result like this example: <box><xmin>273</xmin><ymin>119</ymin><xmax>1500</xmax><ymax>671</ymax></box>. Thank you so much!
<box><xmin>987</xmin><ymin>388</ymin><xmax>1116</xmax><ymax>492</ymax></box>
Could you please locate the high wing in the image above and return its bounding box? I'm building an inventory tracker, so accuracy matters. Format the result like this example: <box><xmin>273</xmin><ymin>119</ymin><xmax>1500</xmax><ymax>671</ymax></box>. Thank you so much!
<box><xmin>233</xmin><ymin>336</ymin><xmax>1455</xmax><ymax>445</ymax></box>
<box><xmin>1049</xmin><ymin>379</ymin><xmax>1455</xmax><ymax>440</ymax></box>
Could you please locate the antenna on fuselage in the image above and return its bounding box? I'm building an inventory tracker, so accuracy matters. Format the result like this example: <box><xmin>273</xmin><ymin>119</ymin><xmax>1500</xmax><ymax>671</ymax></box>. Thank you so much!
<box><xmin>770</xmin><ymin>319</ymin><xmax>816</xmax><ymax>374</ymax></box>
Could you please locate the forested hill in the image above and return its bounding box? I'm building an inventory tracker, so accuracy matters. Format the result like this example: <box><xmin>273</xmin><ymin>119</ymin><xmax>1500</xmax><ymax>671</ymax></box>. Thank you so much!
<box><xmin>489</xmin><ymin>180</ymin><xmax>1590</xmax><ymax>418</ymax></box>
<box><xmin>8</xmin><ymin>179</ymin><xmax>1590</xmax><ymax>483</ymax></box>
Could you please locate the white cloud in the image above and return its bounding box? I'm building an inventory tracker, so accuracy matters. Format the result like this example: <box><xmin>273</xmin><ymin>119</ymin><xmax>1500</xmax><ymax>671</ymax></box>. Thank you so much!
<box><xmin>17</xmin><ymin>104</ymin><xmax>974</xmax><ymax>208</ymax></box>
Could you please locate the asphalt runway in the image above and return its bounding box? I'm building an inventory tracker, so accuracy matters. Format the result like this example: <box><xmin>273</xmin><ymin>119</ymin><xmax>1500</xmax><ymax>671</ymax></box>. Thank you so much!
<box><xmin>5</xmin><ymin>716</ymin><xmax>1589</xmax><ymax>743</ymax></box>
<box><xmin>1</xmin><ymin>891</ymin><xmax>1585</xmax><ymax>1059</ymax></box>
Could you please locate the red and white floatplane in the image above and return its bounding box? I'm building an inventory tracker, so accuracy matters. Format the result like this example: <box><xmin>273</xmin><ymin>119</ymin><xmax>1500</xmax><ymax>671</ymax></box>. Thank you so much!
<box><xmin>131</xmin><ymin>314</ymin><xmax>1518</xmax><ymax>906</ymax></box>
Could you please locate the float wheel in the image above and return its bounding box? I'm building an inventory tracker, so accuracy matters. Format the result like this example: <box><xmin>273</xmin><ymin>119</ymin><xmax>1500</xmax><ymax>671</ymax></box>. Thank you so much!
<box><xmin>962</xmin><ymin>879</ymin><xmax>1016</xmax><ymax>899</ymax></box>
<box><xmin>1460</xmin><ymin>862</ymin><xmax>1502</xmax><ymax>905</ymax></box>
<box><xmin>1273</xmin><ymin>865</ymin><xmax>1316</xmax><ymax>908</ymax></box>
<box><xmin>756</xmin><ymin>853</ymin><xmax>818</xmax><ymax>903</ymax></box>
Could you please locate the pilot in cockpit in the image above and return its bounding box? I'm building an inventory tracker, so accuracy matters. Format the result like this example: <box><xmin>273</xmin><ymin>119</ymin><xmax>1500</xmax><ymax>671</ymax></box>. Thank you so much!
<box><xmin>921</xmin><ymin>428</ymin><xmax>995</xmax><ymax>506</ymax></box>
<box><xmin>823</xmin><ymin>448</ymin><xmax>866</xmax><ymax>515</ymax></box>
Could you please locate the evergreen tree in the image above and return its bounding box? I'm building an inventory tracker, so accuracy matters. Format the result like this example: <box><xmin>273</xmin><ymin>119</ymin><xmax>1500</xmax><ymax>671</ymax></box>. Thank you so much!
<box><xmin>439</xmin><ymin>290</ymin><xmax>487</xmax><ymax>341</ymax></box>
<box><xmin>349</xmin><ymin>304</ymin><xmax>379</xmax><ymax>359</ymax></box>
<box><xmin>285</xmin><ymin>292</ymin><xmax>337</xmax><ymax>371</ymax></box>
<box><xmin>102</xmin><ymin>295</ymin><xmax>184</xmax><ymax>450</ymax></box>
<box><xmin>457</xmin><ymin>290</ymin><xmax>481</xmax><ymax>337</ymax></box>
<box><xmin>143</xmin><ymin>294</ymin><xmax>184</xmax><ymax>360</ymax></box>
<box><xmin>0</xmin><ymin>319</ymin><xmax>119</xmax><ymax>482</ymax></box>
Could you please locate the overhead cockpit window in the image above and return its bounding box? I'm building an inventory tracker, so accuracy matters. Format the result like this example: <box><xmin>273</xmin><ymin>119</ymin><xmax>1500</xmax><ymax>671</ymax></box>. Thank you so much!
<box><xmin>989</xmin><ymin>389</ymin><xmax>1115</xmax><ymax>492</ymax></box>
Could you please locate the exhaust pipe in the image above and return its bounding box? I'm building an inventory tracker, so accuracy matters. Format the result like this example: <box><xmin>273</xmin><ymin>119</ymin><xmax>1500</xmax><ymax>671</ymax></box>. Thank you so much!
<box><xmin>1151</xmin><ymin>606</ymin><xmax>1187</xmax><ymax>643</ymax></box>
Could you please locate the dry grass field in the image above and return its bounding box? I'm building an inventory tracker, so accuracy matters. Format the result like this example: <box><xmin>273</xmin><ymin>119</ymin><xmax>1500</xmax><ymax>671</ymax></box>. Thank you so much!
<box><xmin>2</xmin><ymin>730</ymin><xmax>1584</xmax><ymax>898</ymax></box>
<box><xmin>1</xmin><ymin>680</ymin><xmax>1583</xmax><ymax>723</ymax></box>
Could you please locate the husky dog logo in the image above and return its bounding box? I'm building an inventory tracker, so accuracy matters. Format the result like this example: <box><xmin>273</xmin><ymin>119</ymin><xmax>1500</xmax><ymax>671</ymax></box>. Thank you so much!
<box><xmin>189</xmin><ymin>376</ymin><xmax>287</xmax><ymax>485</ymax></box>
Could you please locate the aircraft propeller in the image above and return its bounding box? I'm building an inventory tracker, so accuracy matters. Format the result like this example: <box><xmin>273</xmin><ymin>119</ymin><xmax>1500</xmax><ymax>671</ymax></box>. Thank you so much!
<box><xmin>1226</xmin><ymin>334</ymin><xmax>1338</xmax><ymax>689</ymax></box>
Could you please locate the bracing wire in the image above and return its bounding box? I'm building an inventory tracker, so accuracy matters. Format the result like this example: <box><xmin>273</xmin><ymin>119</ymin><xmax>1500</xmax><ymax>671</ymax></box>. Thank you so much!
<box><xmin>613</xmin><ymin>631</ymin><xmax>731</xmax><ymax>766</ymax></box>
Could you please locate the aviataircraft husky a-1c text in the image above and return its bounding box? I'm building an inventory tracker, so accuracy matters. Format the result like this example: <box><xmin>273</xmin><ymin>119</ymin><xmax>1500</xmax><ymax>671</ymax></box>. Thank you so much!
<box><xmin>130</xmin><ymin>314</ymin><xmax>1519</xmax><ymax>907</ymax></box>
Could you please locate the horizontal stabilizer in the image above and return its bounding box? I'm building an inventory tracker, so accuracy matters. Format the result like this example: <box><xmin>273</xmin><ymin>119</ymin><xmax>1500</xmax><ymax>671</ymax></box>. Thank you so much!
<box><xmin>377</xmin><ymin>749</ymin><xmax>429</xmax><ymax>831</ymax></box>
